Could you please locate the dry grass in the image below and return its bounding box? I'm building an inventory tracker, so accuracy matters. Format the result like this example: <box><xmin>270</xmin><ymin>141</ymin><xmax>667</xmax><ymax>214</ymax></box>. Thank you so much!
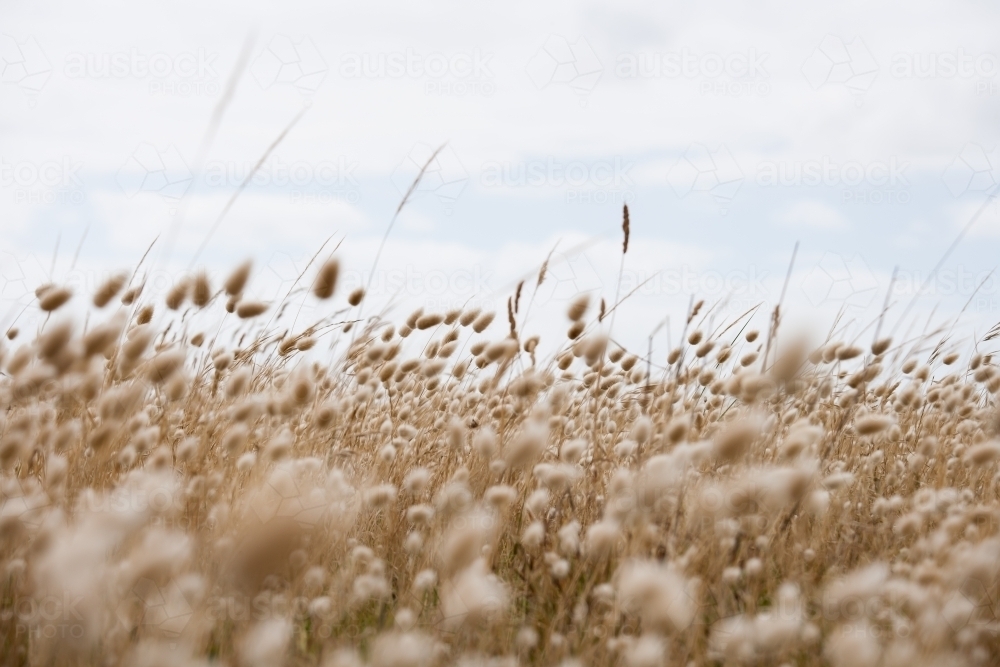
<box><xmin>2</xmin><ymin>244</ymin><xmax>1000</xmax><ymax>667</ymax></box>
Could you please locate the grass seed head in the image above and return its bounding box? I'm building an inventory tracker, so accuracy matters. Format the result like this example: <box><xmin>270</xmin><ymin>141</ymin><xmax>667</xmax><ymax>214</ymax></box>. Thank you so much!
<box><xmin>93</xmin><ymin>272</ymin><xmax>128</xmax><ymax>308</ymax></box>
<box><xmin>313</xmin><ymin>258</ymin><xmax>341</xmax><ymax>300</ymax></box>
<box><xmin>225</xmin><ymin>259</ymin><xmax>253</xmax><ymax>296</ymax></box>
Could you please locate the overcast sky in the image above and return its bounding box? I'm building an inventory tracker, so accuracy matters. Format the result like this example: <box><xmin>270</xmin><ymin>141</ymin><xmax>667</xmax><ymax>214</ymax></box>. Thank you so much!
<box><xmin>3</xmin><ymin>0</ymin><xmax>1000</xmax><ymax>356</ymax></box>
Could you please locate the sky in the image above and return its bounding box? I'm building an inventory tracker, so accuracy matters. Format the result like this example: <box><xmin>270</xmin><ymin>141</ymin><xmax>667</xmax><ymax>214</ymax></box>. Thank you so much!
<box><xmin>3</xmin><ymin>0</ymin><xmax>1000</xmax><ymax>359</ymax></box>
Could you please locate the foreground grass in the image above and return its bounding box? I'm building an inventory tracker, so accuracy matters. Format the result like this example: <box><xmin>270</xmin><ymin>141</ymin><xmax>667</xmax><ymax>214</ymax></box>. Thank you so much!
<box><xmin>1</xmin><ymin>251</ymin><xmax>1000</xmax><ymax>667</ymax></box>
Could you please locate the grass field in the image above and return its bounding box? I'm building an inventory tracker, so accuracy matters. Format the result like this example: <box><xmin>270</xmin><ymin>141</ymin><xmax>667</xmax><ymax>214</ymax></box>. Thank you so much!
<box><xmin>2</xmin><ymin>216</ymin><xmax>1000</xmax><ymax>667</ymax></box>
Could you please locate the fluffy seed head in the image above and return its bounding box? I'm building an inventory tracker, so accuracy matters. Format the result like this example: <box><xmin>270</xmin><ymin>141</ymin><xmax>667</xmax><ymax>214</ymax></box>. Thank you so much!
<box><xmin>93</xmin><ymin>273</ymin><xmax>128</xmax><ymax>307</ymax></box>
<box><xmin>713</xmin><ymin>419</ymin><xmax>761</xmax><ymax>463</ymax></box>
<box><xmin>192</xmin><ymin>271</ymin><xmax>212</xmax><ymax>307</ymax></box>
<box><xmin>39</xmin><ymin>286</ymin><xmax>72</xmax><ymax>311</ymax></box>
<box><xmin>313</xmin><ymin>258</ymin><xmax>340</xmax><ymax>299</ymax></box>
<box><xmin>567</xmin><ymin>294</ymin><xmax>590</xmax><ymax>322</ymax></box>
<box><xmin>472</xmin><ymin>311</ymin><xmax>495</xmax><ymax>333</ymax></box>
<box><xmin>225</xmin><ymin>259</ymin><xmax>253</xmax><ymax>295</ymax></box>
<box><xmin>236</xmin><ymin>300</ymin><xmax>269</xmax><ymax>319</ymax></box>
